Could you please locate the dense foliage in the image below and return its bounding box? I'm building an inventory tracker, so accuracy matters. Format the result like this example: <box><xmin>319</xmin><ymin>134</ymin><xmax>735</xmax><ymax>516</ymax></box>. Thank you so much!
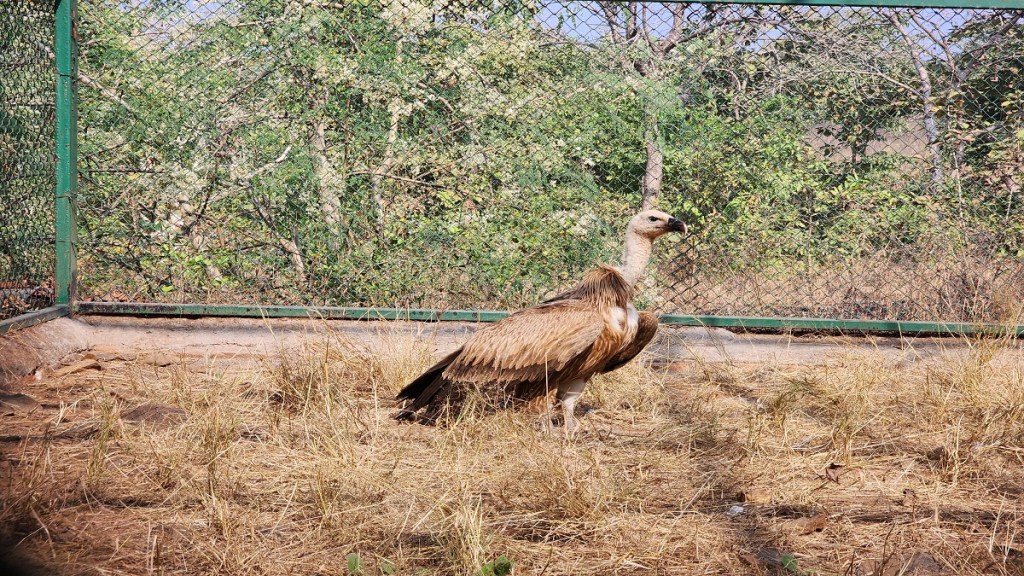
<box><xmin>73</xmin><ymin>1</ymin><xmax>1023</xmax><ymax>319</ymax></box>
<box><xmin>0</xmin><ymin>3</ymin><xmax>57</xmax><ymax>318</ymax></box>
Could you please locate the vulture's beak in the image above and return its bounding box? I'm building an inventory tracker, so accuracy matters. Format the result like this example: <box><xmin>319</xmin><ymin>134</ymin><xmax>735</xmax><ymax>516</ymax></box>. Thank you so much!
<box><xmin>667</xmin><ymin>217</ymin><xmax>687</xmax><ymax>234</ymax></box>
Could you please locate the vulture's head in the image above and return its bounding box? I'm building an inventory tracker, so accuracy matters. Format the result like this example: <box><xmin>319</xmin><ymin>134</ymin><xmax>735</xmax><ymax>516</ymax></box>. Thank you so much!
<box><xmin>628</xmin><ymin>209</ymin><xmax>688</xmax><ymax>240</ymax></box>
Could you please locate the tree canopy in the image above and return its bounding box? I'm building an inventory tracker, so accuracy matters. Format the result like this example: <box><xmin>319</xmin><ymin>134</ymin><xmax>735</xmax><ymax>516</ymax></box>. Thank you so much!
<box><xmin>74</xmin><ymin>0</ymin><xmax>1023</xmax><ymax>321</ymax></box>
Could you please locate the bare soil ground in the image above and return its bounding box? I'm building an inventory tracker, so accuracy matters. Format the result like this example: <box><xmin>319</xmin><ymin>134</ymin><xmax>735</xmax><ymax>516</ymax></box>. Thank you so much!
<box><xmin>1</xmin><ymin>317</ymin><xmax>1023</xmax><ymax>575</ymax></box>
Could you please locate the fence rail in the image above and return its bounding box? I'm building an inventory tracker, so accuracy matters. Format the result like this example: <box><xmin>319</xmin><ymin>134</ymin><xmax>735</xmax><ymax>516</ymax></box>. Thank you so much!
<box><xmin>2</xmin><ymin>0</ymin><xmax>1023</xmax><ymax>333</ymax></box>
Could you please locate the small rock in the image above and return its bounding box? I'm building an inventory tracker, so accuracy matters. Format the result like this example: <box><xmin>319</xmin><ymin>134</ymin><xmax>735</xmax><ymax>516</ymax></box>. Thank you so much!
<box><xmin>739</xmin><ymin>488</ymin><xmax>771</xmax><ymax>504</ymax></box>
<box><xmin>781</xmin><ymin>513</ymin><xmax>828</xmax><ymax>535</ymax></box>
<box><xmin>905</xmin><ymin>552</ymin><xmax>946</xmax><ymax>574</ymax></box>
<box><xmin>51</xmin><ymin>359</ymin><xmax>102</xmax><ymax>378</ymax></box>
<box><xmin>743</xmin><ymin>548</ymin><xmax>802</xmax><ymax>571</ymax></box>
<box><xmin>0</xmin><ymin>393</ymin><xmax>41</xmax><ymax>413</ymax></box>
<box><xmin>925</xmin><ymin>446</ymin><xmax>947</xmax><ymax>461</ymax></box>
<box><xmin>726</xmin><ymin>505</ymin><xmax>747</xmax><ymax>517</ymax></box>
<box><xmin>824</xmin><ymin>462</ymin><xmax>844</xmax><ymax>483</ymax></box>
<box><xmin>122</xmin><ymin>404</ymin><xmax>187</xmax><ymax>427</ymax></box>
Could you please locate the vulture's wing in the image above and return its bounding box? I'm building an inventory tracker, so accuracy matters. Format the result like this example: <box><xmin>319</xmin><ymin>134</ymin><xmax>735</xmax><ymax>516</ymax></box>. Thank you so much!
<box><xmin>394</xmin><ymin>299</ymin><xmax>605</xmax><ymax>420</ymax></box>
<box><xmin>443</xmin><ymin>299</ymin><xmax>605</xmax><ymax>389</ymax></box>
<box><xmin>600</xmin><ymin>310</ymin><xmax>658</xmax><ymax>373</ymax></box>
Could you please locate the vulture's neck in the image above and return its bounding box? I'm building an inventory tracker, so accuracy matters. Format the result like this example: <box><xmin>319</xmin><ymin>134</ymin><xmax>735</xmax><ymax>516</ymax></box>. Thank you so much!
<box><xmin>618</xmin><ymin>231</ymin><xmax>653</xmax><ymax>287</ymax></box>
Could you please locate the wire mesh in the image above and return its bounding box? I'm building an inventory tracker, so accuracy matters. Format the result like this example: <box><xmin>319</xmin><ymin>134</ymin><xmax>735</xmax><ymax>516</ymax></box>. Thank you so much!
<box><xmin>73</xmin><ymin>0</ymin><xmax>1023</xmax><ymax>322</ymax></box>
<box><xmin>0</xmin><ymin>2</ymin><xmax>57</xmax><ymax>321</ymax></box>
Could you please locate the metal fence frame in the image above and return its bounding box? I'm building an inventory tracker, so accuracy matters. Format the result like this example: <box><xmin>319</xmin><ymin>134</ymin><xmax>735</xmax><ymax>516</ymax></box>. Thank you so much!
<box><xmin>0</xmin><ymin>0</ymin><xmax>76</xmax><ymax>336</ymax></box>
<box><xmin>3</xmin><ymin>0</ymin><xmax>1023</xmax><ymax>337</ymax></box>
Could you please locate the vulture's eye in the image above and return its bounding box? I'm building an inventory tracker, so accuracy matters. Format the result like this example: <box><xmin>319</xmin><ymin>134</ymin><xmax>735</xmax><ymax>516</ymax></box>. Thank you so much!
<box><xmin>647</xmin><ymin>216</ymin><xmax>659</xmax><ymax>222</ymax></box>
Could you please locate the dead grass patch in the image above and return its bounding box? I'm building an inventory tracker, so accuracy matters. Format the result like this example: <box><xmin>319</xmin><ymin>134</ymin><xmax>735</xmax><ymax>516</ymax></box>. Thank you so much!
<box><xmin>1</xmin><ymin>325</ymin><xmax>1023</xmax><ymax>574</ymax></box>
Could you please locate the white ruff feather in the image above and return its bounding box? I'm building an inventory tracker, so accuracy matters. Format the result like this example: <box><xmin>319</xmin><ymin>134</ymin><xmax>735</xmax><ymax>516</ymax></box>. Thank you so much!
<box><xmin>619</xmin><ymin>230</ymin><xmax>654</xmax><ymax>287</ymax></box>
<box><xmin>608</xmin><ymin>306</ymin><xmax>628</xmax><ymax>333</ymax></box>
<box><xmin>626</xmin><ymin>304</ymin><xmax>639</xmax><ymax>332</ymax></box>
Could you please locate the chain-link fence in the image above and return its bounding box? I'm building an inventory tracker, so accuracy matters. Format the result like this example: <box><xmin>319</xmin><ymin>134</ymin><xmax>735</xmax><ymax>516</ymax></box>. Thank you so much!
<box><xmin>9</xmin><ymin>0</ymin><xmax>1024</xmax><ymax>325</ymax></box>
<box><xmin>0</xmin><ymin>3</ymin><xmax>57</xmax><ymax>321</ymax></box>
<box><xmin>651</xmin><ymin>4</ymin><xmax>1024</xmax><ymax>323</ymax></box>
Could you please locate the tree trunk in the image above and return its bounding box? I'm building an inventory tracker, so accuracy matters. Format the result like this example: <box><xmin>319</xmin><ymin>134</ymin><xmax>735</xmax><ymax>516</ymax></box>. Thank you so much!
<box><xmin>370</xmin><ymin>110</ymin><xmax>399</xmax><ymax>236</ymax></box>
<box><xmin>249</xmin><ymin>197</ymin><xmax>307</xmax><ymax>284</ymax></box>
<box><xmin>278</xmin><ymin>235</ymin><xmax>306</xmax><ymax>284</ymax></box>
<box><xmin>369</xmin><ymin>39</ymin><xmax>404</xmax><ymax>235</ymax></box>
<box><xmin>165</xmin><ymin>186</ymin><xmax>224</xmax><ymax>283</ymax></box>
<box><xmin>625</xmin><ymin>2</ymin><xmax>638</xmax><ymax>40</ymax></box>
<box><xmin>310</xmin><ymin>116</ymin><xmax>343</xmax><ymax>252</ymax></box>
<box><xmin>599</xmin><ymin>0</ymin><xmax>692</xmax><ymax>211</ymax></box>
<box><xmin>642</xmin><ymin>124</ymin><xmax>663</xmax><ymax>210</ymax></box>
<box><xmin>888</xmin><ymin>12</ymin><xmax>945</xmax><ymax>191</ymax></box>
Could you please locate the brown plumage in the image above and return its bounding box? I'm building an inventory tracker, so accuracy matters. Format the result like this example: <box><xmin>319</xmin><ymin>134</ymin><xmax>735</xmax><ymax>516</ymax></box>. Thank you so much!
<box><xmin>395</xmin><ymin>210</ymin><xmax>686</xmax><ymax>431</ymax></box>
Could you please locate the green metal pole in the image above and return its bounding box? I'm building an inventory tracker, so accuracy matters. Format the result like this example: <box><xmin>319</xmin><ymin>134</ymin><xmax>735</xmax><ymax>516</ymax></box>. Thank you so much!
<box><xmin>55</xmin><ymin>0</ymin><xmax>78</xmax><ymax>307</ymax></box>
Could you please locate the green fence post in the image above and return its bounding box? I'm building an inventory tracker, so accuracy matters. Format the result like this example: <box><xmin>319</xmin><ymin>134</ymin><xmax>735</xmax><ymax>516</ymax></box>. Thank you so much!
<box><xmin>55</xmin><ymin>0</ymin><xmax>78</xmax><ymax>307</ymax></box>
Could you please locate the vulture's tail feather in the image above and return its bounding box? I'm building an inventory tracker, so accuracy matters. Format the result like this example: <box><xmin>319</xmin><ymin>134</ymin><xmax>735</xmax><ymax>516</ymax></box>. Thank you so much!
<box><xmin>394</xmin><ymin>348</ymin><xmax>462</xmax><ymax>420</ymax></box>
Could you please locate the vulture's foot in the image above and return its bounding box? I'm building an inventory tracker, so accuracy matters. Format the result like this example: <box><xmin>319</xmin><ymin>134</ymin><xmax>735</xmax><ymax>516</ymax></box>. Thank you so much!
<box><xmin>533</xmin><ymin>406</ymin><xmax>582</xmax><ymax>439</ymax></box>
<box><xmin>534</xmin><ymin>411</ymin><xmax>561</xmax><ymax>434</ymax></box>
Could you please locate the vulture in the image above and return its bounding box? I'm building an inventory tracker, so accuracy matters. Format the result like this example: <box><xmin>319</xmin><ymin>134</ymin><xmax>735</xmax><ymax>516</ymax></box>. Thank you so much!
<box><xmin>395</xmin><ymin>209</ymin><xmax>687</xmax><ymax>431</ymax></box>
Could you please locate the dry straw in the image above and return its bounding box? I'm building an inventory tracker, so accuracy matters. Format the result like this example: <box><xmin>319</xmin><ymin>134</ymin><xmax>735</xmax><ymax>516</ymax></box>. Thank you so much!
<box><xmin>1</xmin><ymin>321</ymin><xmax>1022</xmax><ymax>574</ymax></box>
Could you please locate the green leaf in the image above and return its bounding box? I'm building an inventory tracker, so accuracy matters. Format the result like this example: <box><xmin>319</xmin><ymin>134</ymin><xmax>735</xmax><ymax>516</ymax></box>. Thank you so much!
<box><xmin>480</xmin><ymin>555</ymin><xmax>513</xmax><ymax>576</ymax></box>
<box><xmin>346</xmin><ymin>552</ymin><xmax>363</xmax><ymax>575</ymax></box>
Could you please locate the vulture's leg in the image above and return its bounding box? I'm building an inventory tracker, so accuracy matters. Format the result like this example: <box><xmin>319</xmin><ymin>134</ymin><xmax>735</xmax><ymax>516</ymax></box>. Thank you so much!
<box><xmin>555</xmin><ymin>379</ymin><xmax>588</xmax><ymax>436</ymax></box>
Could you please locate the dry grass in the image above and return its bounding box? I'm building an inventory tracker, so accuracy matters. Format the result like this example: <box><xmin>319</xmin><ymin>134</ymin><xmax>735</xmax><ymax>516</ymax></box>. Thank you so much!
<box><xmin>1</xmin><ymin>324</ymin><xmax>1024</xmax><ymax>575</ymax></box>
